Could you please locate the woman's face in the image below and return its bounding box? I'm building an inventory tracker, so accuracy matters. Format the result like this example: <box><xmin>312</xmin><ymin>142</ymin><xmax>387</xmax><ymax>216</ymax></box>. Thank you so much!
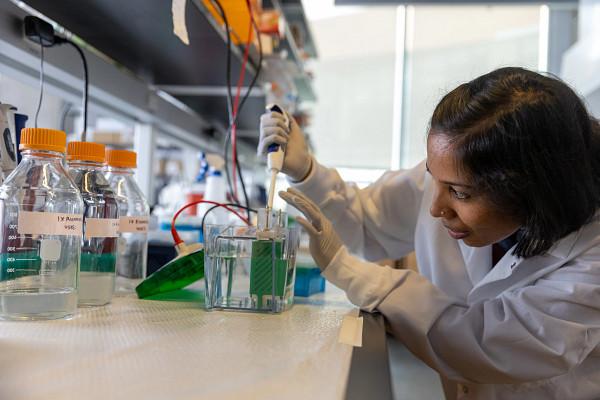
<box><xmin>426</xmin><ymin>133</ymin><xmax>521</xmax><ymax>247</ymax></box>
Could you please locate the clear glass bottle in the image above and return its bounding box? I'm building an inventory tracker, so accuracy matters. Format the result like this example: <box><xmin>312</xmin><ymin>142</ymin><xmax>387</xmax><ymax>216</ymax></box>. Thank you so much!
<box><xmin>67</xmin><ymin>141</ymin><xmax>119</xmax><ymax>306</ymax></box>
<box><xmin>104</xmin><ymin>149</ymin><xmax>149</xmax><ymax>294</ymax></box>
<box><xmin>0</xmin><ymin>128</ymin><xmax>83</xmax><ymax>320</ymax></box>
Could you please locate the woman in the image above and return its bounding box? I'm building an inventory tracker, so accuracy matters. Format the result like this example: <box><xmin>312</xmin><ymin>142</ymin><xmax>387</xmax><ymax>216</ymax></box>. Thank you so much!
<box><xmin>258</xmin><ymin>67</ymin><xmax>600</xmax><ymax>399</ymax></box>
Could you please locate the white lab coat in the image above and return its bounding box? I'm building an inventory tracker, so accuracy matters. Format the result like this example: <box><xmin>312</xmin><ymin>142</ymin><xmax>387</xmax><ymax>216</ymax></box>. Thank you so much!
<box><xmin>291</xmin><ymin>156</ymin><xmax>600</xmax><ymax>400</ymax></box>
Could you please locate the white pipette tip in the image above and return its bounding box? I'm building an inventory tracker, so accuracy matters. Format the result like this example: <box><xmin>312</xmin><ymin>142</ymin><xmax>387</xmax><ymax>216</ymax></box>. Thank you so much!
<box><xmin>267</xmin><ymin>170</ymin><xmax>277</xmax><ymax>210</ymax></box>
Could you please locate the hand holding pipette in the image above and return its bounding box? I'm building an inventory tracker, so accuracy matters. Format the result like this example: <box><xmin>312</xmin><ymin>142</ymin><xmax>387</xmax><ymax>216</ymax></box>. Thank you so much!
<box><xmin>258</xmin><ymin>105</ymin><xmax>313</xmax><ymax>194</ymax></box>
<box><xmin>264</xmin><ymin>104</ymin><xmax>288</xmax><ymax>209</ymax></box>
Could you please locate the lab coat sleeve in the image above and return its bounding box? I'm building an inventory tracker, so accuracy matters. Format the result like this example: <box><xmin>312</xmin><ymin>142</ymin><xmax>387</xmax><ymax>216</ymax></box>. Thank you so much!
<box><xmin>290</xmin><ymin>155</ymin><xmax>426</xmax><ymax>262</ymax></box>
<box><xmin>323</xmin><ymin>246</ymin><xmax>600</xmax><ymax>385</ymax></box>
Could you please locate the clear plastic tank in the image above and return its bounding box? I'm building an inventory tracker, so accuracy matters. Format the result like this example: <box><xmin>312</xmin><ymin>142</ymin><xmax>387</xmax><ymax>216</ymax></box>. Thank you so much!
<box><xmin>204</xmin><ymin>211</ymin><xmax>301</xmax><ymax>313</ymax></box>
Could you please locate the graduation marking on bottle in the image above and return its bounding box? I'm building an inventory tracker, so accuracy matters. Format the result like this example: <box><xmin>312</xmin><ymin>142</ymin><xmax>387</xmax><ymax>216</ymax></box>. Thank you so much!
<box><xmin>3</xmin><ymin>210</ymin><xmax>42</xmax><ymax>275</ymax></box>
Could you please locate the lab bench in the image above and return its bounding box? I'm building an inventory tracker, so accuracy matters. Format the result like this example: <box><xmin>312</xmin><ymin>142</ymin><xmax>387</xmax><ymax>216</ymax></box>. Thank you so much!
<box><xmin>0</xmin><ymin>283</ymin><xmax>392</xmax><ymax>400</ymax></box>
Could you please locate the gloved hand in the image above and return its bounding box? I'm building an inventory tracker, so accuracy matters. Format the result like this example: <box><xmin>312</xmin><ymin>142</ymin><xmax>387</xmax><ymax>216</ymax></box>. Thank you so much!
<box><xmin>279</xmin><ymin>188</ymin><xmax>342</xmax><ymax>270</ymax></box>
<box><xmin>258</xmin><ymin>108</ymin><xmax>312</xmax><ymax>182</ymax></box>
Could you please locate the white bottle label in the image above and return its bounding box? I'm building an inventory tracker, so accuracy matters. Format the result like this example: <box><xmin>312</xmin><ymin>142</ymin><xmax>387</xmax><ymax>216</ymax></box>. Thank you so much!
<box><xmin>119</xmin><ymin>216</ymin><xmax>149</xmax><ymax>233</ymax></box>
<box><xmin>40</xmin><ymin>239</ymin><xmax>61</xmax><ymax>261</ymax></box>
<box><xmin>84</xmin><ymin>218</ymin><xmax>120</xmax><ymax>239</ymax></box>
<box><xmin>18</xmin><ymin>211</ymin><xmax>83</xmax><ymax>235</ymax></box>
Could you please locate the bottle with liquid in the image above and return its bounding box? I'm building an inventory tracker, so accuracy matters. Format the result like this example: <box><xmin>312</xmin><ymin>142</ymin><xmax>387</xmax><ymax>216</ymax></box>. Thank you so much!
<box><xmin>66</xmin><ymin>141</ymin><xmax>119</xmax><ymax>306</ymax></box>
<box><xmin>183</xmin><ymin>151</ymin><xmax>207</xmax><ymax>217</ymax></box>
<box><xmin>199</xmin><ymin>153</ymin><xmax>231</xmax><ymax>227</ymax></box>
<box><xmin>0</xmin><ymin>128</ymin><xmax>83</xmax><ymax>320</ymax></box>
<box><xmin>104</xmin><ymin>149</ymin><xmax>149</xmax><ymax>294</ymax></box>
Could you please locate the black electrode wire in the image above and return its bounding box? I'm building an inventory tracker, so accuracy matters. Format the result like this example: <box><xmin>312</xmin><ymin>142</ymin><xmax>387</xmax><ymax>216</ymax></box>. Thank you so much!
<box><xmin>65</xmin><ymin>40</ymin><xmax>89</xmax><ymax>141</ymax></box>
<box><xmin>210</xmin><ymin>0</ymin><xmax>239</xmax><ymax>204</ymax></box>
<box><xmin>202</xmin><ymin>0</ymin><xmax>238</xmax><ymax>207</ymax></box>
<box><xmin>201</xmin><ymin>202</ymin><xmax>257</xmax><ymax>232</ymax></box>
<box><xmin>235</xmin><ymin>145</ymin><xmax>250</xmax><ymax>209</ymax></box>
<box><xmin>222</xmin><ymin>2</ymin><xmax>263</xmax><ymax>211</ymax></box>
<box><xmin>34</xmin><ymin>43</ymin><xmax>44</xmax><ymax>129</ymax></box>
<box><xmin>58</xmin><ymin>103</ymin><xmax>73</xmax><ymax>132</ymax></box>
<box><xmin>208</xmin><ymin>0</ymin><xmax>234</xmax><ymax>120</ymax></box>
<box><xmin>198</xmin><ymin>0</ymin><xmax>262</xmax><ymax>211</ymax></box>
<box><xmin>232</xmin><ymin>4</ymin><xmax>262</xmax><ymax>212</ymax></box>
<box><xmin>222</xmin><ymin>132</ymin><xmax>252</xmax><ymax>216</ymax></box>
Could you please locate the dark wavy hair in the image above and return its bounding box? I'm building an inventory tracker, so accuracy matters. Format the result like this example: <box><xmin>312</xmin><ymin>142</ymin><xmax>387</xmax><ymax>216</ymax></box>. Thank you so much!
<box><xmin>429</xmin><ymin>67</ymin><xmax>600</xmax><ymax>258</ymax></box>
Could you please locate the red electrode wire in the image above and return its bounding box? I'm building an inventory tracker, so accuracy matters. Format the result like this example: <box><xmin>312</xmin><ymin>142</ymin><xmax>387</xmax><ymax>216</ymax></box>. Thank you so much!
<box><xmin>170</xmin><ymin>200</ymin><xmax>250</xmax><ymax>246</ymax></box>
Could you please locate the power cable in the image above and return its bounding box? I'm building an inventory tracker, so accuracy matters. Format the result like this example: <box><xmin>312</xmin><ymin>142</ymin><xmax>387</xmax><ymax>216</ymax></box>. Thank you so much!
<box><xmin>24</xmin><ymin>16</ymin><xmax>89</xmax><ymax>140</ymax></box>
<box><xmin>34</xmin><ymin>42</ymin><xmax>44</xmax><ymax>128</ymax></box>
<box><xmin>64</xmin><ymin>40</ymin><xmax>89</xmax><ymax>141</ymax></box>
<box><xmin>200</xmin><ymin>202</ymin><xmax>256</xmax><ymax>232</ymax></box>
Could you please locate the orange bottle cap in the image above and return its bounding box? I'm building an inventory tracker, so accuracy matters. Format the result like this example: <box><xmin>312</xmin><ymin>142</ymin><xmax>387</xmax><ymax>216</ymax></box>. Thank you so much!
<box><xmin>19</xmin><ymin>128</ymin><xmax>66</xmax><ymax>153</ymax></box>
<box><xmin>66</xmin><ymin>141</ymin><xmax>106</xmax><ymax>163</ymax></box>
<box><xmin>105</xmin><ymin>149</ymin><xmax>137</xmax><ymax>168</ymax></box>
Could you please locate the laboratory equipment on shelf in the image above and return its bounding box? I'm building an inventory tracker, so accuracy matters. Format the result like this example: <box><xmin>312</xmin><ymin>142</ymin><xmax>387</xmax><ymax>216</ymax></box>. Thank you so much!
<box><xmin>0</xmin><ymin>128</ymin><xmax>83</xmax><ymax>320</ymax></box>
<box><xmin>204</xmin><ymin>208</ymin><xmax>301</xmax><ymax>313</ymax></box>
<box><xmin>104</xmin><ymin>149</ymin><xmax>149</xmax><ymax>294</ymax></box>
<box><xmin>67</xmin><ymin>141</ymin><xmax>119</xmax><ymax>306</ymax></box>
<box><xmin>183</xmin><ymin>151</ymin><xmax>207</xmax><ymax>216</ymax></box>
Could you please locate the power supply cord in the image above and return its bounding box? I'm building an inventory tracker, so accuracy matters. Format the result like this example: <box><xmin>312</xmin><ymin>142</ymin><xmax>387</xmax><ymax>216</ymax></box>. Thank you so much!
<box><xmin>64</xmin><ymin>40</ymin><xmax>89</xmax><ymax>141</ymax></box>
<box><xmin>34</xmin><ymin>42</ymin><xmax>44</xmax><ymax>129</ymax></box>
<box><xmin>24</xmin><ymin>16</ymin><xmax>89</xmax><ymax>140</ymax></box>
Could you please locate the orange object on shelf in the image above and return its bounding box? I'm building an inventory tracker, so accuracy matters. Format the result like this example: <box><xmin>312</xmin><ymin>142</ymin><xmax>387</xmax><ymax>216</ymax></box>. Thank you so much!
<box><xmin>258</xmin><ymin>9</ymin><xmax>283</xmax><ymax>38</ymax></box>
<box><xmin>184</xmin><ymin>192</ymin><xmax>204</xmax><ymax>216</ymax></box>
<box><xmin>202</xmin><ymin>0</ymin><xmax>261</xmax><ymax>44</ymax></box>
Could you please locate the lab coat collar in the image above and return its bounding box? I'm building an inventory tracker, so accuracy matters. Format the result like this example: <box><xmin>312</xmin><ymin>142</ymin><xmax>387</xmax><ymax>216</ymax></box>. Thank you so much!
<box><xmin>467</xmin><ymin>219</ymin><xmax>600</xmax><ymax>303</ymax></box>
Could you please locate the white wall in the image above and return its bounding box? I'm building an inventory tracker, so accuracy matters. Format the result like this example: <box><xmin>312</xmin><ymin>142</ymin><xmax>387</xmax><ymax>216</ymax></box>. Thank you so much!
<box><xmin>0</xmin><ymin>72</ymin><xmax>65</xmax><ymax>131</ymax></box>
<box><xmin>561</xmin><ymin>0</ymin><xmax>600</xmax><ymax>117</ymax></box>
<box><xmin>304</xmin><ymin>7</ymin><xmax>398</xmax><ymax>170</ymax></box>
<box><xmin>302</xmin><ymin>3</ymin><xmax>542</xmax><ymax>176</ymax></box>
<box><xmin>401</xmin><ymin>5</ymin><xmax>541</xmax><ymax>168</ymax></box>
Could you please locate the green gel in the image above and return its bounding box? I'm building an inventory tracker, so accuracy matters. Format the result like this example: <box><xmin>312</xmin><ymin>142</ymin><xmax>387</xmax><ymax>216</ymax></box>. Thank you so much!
<box><xmin>80</xmin><ymin>252</ymin><xmax>116</xmax><ymax>273</ymax></box>
<box><xmin>135</xmin><ymin>248</ymin><xmax>204</xmax><ymax>299</ymax></box>
<box><xmin>250</xmin><ymin>240</ymin><xmax>288</xmax><ymax>308</ymax></box>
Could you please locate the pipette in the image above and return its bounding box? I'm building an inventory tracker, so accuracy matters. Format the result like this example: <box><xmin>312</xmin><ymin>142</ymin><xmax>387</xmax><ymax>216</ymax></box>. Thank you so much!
<box><xmin>255</xmin><ymin>105</ymin><xmax>289</xmax><ymax>303</ymax></box>
<box><xmin>265</xmin><ymin>103</ymin><xmax>289</xmax><ymax>210</ymax></box>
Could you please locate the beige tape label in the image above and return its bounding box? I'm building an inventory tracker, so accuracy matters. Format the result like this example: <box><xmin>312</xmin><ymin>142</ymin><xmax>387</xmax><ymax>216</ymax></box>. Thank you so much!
<box><xmin>119</xmin><ymin>216</ymin><xmax>149</xmax><ymax>233</ymax></box>
<box><xmin>18</xmin><ymin>211</ymin><xmax>83</xmax><ymax>236</ymax></box>
<box><xmin>84</xmin><ymin>218</ymin><xmax>120</xmax><ymax>239</ymax></box>
<box><xmin>337</xmin><ymin>308</ymin><xmax>363</xmax><ymax>347</ymax></box>
<box><xmin>172</xmin><ymin>0</ymin><xmax>190</xmax><ymax>45</ymax></box>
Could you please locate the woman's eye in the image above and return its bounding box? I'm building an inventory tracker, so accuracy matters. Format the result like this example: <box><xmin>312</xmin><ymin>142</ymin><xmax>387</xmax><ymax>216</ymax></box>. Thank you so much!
<box><xmin>450</xmin><ymin>187</ymin><xmax>469</xmax><ymax>200</ymax></box>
